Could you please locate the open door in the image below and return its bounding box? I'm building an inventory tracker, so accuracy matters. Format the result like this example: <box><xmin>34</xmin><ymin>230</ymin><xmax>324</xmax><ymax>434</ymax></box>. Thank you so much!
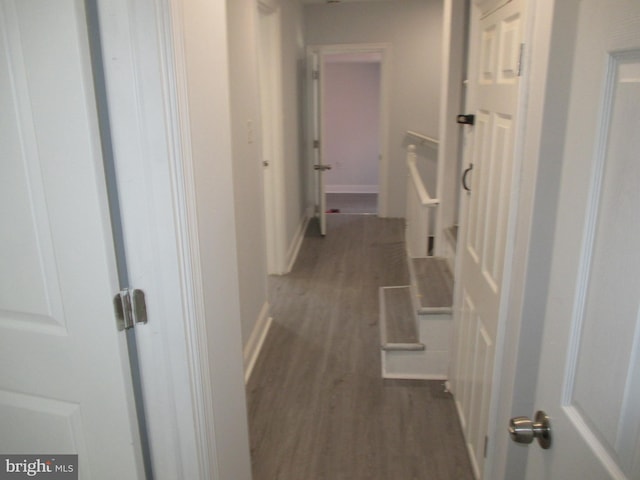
<box><xmin>0</xmin><ymin>1</ymin><xmax>144</xmax><ymax>477</ymax></box>
<box><xmin>450</xmin><ymin>0</ymin><xmax>526</xmax><ymax>476</ymax></box>
<box><xmin>516</xmin><ymin>1</ymin><xmax>640</xmax><ymax>478</ymax></box>
<box><xmin>311</xmin><ymin>51</ymin><xmax>331</xmax><ymax>236</ymax></box>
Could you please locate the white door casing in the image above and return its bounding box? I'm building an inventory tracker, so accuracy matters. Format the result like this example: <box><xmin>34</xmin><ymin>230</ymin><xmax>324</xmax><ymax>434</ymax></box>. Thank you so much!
<box><xmin>524</xmin><ymin>1</ymin><xmax>640</xmax><ymax>478</ymax></box>
<box><xmin>0</xmin><ymin>0</ymin><xmax>143</xmax><ymax>477</ymax></box>
<box><xmin>434</xmin><ymin>0</ymin><xmax>467</xmax><ymax>258</ymax></box>
<box><xmin>310</xmin><ymin>50</ymin><xmax>328</xmax><ymax>235</ymax></box>
<box><xmin>450</xmin><ymin>0</ymin><xmax>525</xmax><ymax>476</ymax></box>
<box><xmin>307</xmin><ymin>43</ymin><xmax>392</xmax><ymax>225</ymax></box>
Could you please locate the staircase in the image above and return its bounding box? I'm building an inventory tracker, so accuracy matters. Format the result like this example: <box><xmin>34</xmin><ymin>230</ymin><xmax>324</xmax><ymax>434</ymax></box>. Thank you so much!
<box><xmin>379</xmin><ymin>133</ymin><xmax>455</xmax><ymax>379</ymax></box>
<box><xmin>379</xmin><ymin>257</ymin><xmax>453</xmax><ymax>379</ymax></box>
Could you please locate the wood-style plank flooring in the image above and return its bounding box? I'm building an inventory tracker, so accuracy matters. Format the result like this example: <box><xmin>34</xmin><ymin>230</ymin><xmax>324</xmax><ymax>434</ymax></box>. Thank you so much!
<box><xmin>247</xmin><ymin>215</ymin><xmax>474</xmax><ymax>480</ymax></box>
<box><xmin>411</xmin><ymin>257</ymin><xmax>454</xmax><ymax>310</ymax></box>
<box><xmin>383</xmin><ymin>286</ymin><xmax>420</xmax><ymax>344</ymax></box>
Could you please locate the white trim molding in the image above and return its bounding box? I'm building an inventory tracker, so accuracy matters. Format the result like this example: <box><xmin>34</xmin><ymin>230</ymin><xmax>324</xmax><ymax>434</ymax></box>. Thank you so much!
<box><xmin>95</xmin><ymin>0</ymin><xmax>217</xmax><ymax>478</ymax></box>
<box><xmin>434</xmin><ymin>0</ymin><xmax>467</xmax><ymax>257</ymax></box>
<box><xmin>97</xmin><ymin>0</ymin><xmax>251</xmax><ymax>480</ymax></box>
<box><xmin>165</xmin><ymin>0</ymin><xmax>251</xmax><ymax>480</ymax></box>
<box><xmin>256</xmin><ymin>2</ymin><xmax>288</xmax><ymax>275</ymax></box>
<box><xmin>243</xmin><ymin>302</ymin><xmax>273</xmax><ymax>383</ymax></box>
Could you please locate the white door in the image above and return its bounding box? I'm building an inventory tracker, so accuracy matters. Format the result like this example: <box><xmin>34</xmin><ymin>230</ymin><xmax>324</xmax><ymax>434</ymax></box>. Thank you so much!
<box><xmin>311</xmin><ymin>51</ymin><xmax>329</xmax><ymax>236</ymax></box>
<box><xmin>0</xmin><ymin>1</ymin><xmax>143</xmax><ymax>478</ymax></box>
<box><xmin>521</xmin><ymin>1</ymin><xmax>640</xmax><ymax>478</ymax></box>
<box><xmin>258</xmin><ymin>3</ymin><xmax>281</xmax><ymax>274</ymax></box>
<box><xmin>451</xmin><ymin>0</ymin><xmax>525</xmax><ymax>476</ymax></box>
<box><xmin>258</xmin><ymin>3</ymin><xmax>289</xmax><ymax>275</ymax></box>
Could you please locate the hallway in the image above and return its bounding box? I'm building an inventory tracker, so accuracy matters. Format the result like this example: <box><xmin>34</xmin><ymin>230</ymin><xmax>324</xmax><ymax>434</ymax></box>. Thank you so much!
<box><xmin>247</xmin><ymin>214</ymin><xmax>473</xmax><ymax>479</ymax></box>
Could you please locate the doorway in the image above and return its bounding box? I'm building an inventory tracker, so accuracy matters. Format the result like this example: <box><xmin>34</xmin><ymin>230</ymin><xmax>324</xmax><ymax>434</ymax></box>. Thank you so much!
<box><xmin>322</xmin><ymin>52</ymin><xmax>381</xmax><ymax>216</ymax></box>
<box><xmin>258</xmin><ymin>2</ymin><xmax>287</xmax><ymax>274</ymax></box>
<box><xmin>307</xmin><ymin>43</ymin><xmax>391</xmax><ymax>230</ymax></box>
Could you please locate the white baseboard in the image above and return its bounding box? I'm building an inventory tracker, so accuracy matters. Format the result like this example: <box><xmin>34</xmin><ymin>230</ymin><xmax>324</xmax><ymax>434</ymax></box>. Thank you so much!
<box><xmin>325</xmin><ymin>185</ymin><xmax>379</xmax><ymax>194</ymax></box>
<box><xmin>285</xmin><ymin>211</ymin><xmax>311</xmax><ymax>274</ymax></box>
<box><xmin>243</xmin><ymin>302</ymin><xmax>272</xmax><ymax>384</ymax></box>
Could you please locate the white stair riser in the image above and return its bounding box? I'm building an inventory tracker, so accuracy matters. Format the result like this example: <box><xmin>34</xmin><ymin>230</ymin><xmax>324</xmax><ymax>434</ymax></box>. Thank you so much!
<box><xmin>418</xmin><ymin>313</ymin><xmax>450</xmax><ymax>350</ymax></box>
<box><xmin>381</xmin><ymin>313</ymin><xmax>451</xmax><ymax>379</ymax></box>
<box><xmin>382</xmin><ymin>349</ymin><xmax>449</xmax><ymax>380</ymax></box>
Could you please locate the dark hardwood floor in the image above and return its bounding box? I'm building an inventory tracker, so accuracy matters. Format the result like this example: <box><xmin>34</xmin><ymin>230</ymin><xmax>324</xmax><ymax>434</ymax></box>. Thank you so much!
<box><xmin>246</xmin><ymin>215</ymin><xmax>474</xmax><ymax>480</ymax></box>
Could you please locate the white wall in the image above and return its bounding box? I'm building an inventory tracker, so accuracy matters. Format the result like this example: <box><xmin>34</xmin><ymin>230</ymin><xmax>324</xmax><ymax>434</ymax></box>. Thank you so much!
<box><xmin>304</xmin><ymin>0</ymin><xmax>443</xmax><ymax>217</ymax></box>
<box><xmin>226</xmin><ymin>0</ymin><xmax>270</xmax><ymax>347</ymax></box>
<box><xmin>226</xmin><ymin>0</ymin><xmax>306</xmax><ymax>346</ymax></box>
<box><xmin>324</xmin><ymin>61</ymin><xmax>380</xmax><ymax>193</ymax></box>
<box><xmin>177</xmin><ymin>0</ymin><xmax>253</xmax><ymax>477</ymax></box>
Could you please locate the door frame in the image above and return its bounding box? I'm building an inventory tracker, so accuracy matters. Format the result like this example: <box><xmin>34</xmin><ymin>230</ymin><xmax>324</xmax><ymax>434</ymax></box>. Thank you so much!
<box><xmin>482</xmin><ymin>0</ymin><xmax>581</xmax><ymax>478</ymax></box>
<box><xmin>257</xmin><ymin>1</ymin><xmax>288</xmax><ymax>274</ymax></box>
<box><xmin>305</xmin><ymin>43</ymin><xmax>391</xmax><ymax>218</ymax></box>
<box><xmin>97</xmin><ymin>0</ymin><xmax>252</xmax><ymax>478</ymax></box>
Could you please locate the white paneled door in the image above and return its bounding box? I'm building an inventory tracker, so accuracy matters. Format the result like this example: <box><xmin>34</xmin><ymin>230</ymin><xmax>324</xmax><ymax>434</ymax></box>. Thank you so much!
<box><xmin>451</xmin><ymin>0</ymin><xmax>525</xmax><ymax>476</ymax></box>
<box><xmin>0</xmin><ymin>0</ymin><xmax>143</xmax><ymax>478</ymax></box>
<box><xmin>523</xmin><ymin>1</ymin><xmax>640</xmax><ymax>478</ymax></box>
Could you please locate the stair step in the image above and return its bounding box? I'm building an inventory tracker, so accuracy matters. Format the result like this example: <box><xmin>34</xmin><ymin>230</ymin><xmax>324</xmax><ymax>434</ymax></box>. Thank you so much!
<box><xmin>379</xmin><ymin>286</ymin><xmax>425</xmax><ymax>351</ymax></box>
<box><xmin>409</xmin><ymin>257</ymin><xmax>454</xmax><ymax>312</ymax></box>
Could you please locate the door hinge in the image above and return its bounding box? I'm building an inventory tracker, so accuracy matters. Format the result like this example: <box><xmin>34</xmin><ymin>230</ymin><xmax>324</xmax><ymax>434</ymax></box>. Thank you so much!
<box><xmin>517</xmin><ymin>43</ymin><xmax>525</xmax><ymax>77</ymax></box>
<box><xmin>313</xmin><ymin>139</ymin><xmax>320</xmax><ymax>149</ymax></box>
<box><xmin>484</xmin><ymin>435</ymin><xmax>489</xmax><ymax>458</ymax></box>
<box><xmin>312</xmin><ymin>70</ymin><xmax>320</xmax><ymax>80</ymax></box>
<box><xmin>114</xmin><ymin>288</ymin><xmax>148</xmax><ymax>331</ymax></box>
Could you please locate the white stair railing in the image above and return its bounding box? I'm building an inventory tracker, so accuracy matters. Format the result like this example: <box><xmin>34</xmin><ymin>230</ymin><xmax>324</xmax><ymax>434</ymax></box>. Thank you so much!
<box><xmin>405</xmin><ymin>137</ymin><xmax>439</xmax><ymax>258</ymax></box>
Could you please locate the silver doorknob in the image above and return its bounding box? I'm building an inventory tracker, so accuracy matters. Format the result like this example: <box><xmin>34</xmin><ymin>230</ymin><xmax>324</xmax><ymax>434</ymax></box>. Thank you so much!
<box><xmin>508</xmin><ymin>410</ymin><xmax>552</xmax><ymax>449</ymax></box>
